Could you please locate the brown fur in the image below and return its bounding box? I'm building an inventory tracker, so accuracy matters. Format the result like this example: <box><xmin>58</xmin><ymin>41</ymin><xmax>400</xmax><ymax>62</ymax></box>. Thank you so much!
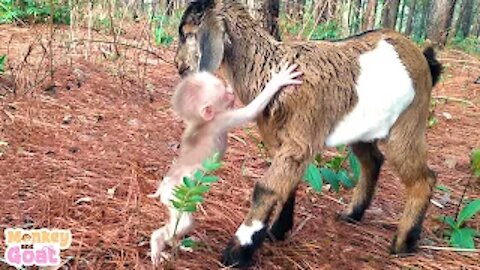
<box><xmin>174</xmin><ymin>0</ymin><xmax>440</xmax><ymax>266</ymax></box>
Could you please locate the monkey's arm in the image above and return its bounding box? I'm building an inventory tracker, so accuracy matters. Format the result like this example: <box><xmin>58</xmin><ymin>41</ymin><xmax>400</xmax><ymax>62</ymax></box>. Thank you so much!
<box><xmin>213</xmin><ymin>63</ymin><xmax>302</xmax><ymax>132</ymax></box>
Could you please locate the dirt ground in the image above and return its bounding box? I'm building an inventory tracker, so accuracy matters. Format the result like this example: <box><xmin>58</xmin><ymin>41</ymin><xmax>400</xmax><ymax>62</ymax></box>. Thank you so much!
<box><xmin>0</xmin><ymin>24</ymin><xmax>479</xmax><ymax>270</ymax></box>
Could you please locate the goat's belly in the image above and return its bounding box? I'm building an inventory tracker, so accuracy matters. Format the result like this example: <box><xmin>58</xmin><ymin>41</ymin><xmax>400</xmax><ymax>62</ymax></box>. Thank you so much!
<box><xmin>325</xmin><ymin>40</ymin><xmax>415</xmax><ymax>147</ymax></box>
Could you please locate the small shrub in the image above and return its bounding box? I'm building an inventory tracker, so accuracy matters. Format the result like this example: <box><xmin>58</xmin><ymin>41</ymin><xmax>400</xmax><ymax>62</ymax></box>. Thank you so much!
<box><xmin>471</xmin><ymin>149</ymin><xmax>480</xmax><ymax>179</ymax></box>
<box><xmin>438</xmin><ymin>199</ymin><xmax>480</xmax><ymax>249</ymax></box>
<box><xmin>304</xmin><ymin>146</ymin><xmax>360</xmax><ymax>193</ymax></box>
<box><xmin>0</xmin><ymin>54</ymin><xmax>6</xmax><ymax>74</ymax></box>
<box><xmin>449</xmin><ymin>36</ymin><xmax>480</xmax><ymax>56</ymax></box>
<box><xmin>0</xmin><ymin>0</ymin><xmax>70</xmax><ymax>24</ymax></box>
<box><xmin>171</xmin><ymin>152</ymin><xmax>223</xmax><ymax>249</ymax></box>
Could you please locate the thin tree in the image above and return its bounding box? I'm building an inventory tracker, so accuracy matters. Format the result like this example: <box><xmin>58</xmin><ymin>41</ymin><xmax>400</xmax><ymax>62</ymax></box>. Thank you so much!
<box><xmin>472</xmin><ymin>2</ymin><xmax>480</xmax><ymax>37</ymax></box>
<box><xmin>397</xmin><ymin>0</ymin><xmax>406</xmax><ymax>32</ymax></box>
<box><xmin>362</xmin><ymin>0</ymin><xmax>378</xmax><ymax>31</ymax></box>
<box><xmin>427</xmin><ymin>0</ymin><xmax>458</xmax><ymax>48</ymax></box>
<box><xmin>455</xmin><ymin>0</ymin><xmax>475</xmax><ymax>38</ymax></box>
<box><xmin>382</xmin><ymin>0</ymin><xmax>401</xmax><ymax>29</ymax></box>
<box><xmin>405</xmin><ymin>0</ymin><xmax>416</xmax><ymax>36</ymax></box>
<box><xmin>245</xmin><ymin>0</ymin><xmax>281</xmax><ymax>40</ymax></box>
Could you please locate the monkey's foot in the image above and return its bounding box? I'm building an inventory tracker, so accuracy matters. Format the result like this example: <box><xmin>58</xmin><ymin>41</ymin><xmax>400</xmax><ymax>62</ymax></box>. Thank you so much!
<box><xmin>150</xmin><ymin>228</ymin><xmax>169</xmax><ymax>266</ymax></box>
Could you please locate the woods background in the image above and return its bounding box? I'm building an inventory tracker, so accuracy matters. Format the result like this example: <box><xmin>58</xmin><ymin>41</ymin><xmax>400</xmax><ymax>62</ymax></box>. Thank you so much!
<box><xmin>1</xmin><ymin>0</ymin><xmax>480</xmax><ymax>53</ymax></box>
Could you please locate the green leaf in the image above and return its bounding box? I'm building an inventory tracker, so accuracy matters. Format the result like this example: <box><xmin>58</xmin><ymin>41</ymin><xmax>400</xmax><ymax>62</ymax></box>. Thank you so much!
<box><xmin>188</xmin><ymin>195</ymin><xmax>204</xmax><ymax>204</ymax></box>
<box><xmin>457</xmin><ymin>199</ymin><xmax>480</xmax><ymax>226</ymax></box>
<box><xmin>328</xmin><ymin>156</ymin><xmax>344</xmax><ymax>171</ymax></box>
<box><xmin>193</xmin><ymin>170</ymin><xmax>204</xmax><ymax>181</ymax></box>
<box><xmin>200</xmin><ymin>175</ymin><xmax>219</xmax><ymax>184</ymax></box>
<box><xmin>181</xmin><ymin>238</ymin><xmax>196</xmax><ymax>249</ymax></box>
<box><xmin>435</xmin><ymin>185</ymin><xmax>450</xmax><ymax>193</ymax></box>
<box><xmin>202</xmin><ymin>153</ymin><xmax>223</xmax><ymax>172</ymax></box>
<box><xmin>304</xmin><ymin>163</ymin><xmax>323</xmax><ymax>192</ymax></box>
<box><xmin>471</xmin><ymin>149</ymin><xmax>480</xmax><ymax>178</ymax></box>
<box><xmin>437</xmin><ymin>215</ymin><xmax>456</xmax><ymax>228</ymax></box>
<box><xmin>0</xmin><ymin>54</ymin><xmax>5</xmax><ymax>74</ymax></box>
<box><xmin>173</xmin><ymin>187</ymin><xmax>188</xmax><ymax>198</ymax></box>
<box><xmin>182</xmin><ymin>204</ymin><xmax>197</xmax><ymax>213</ymax></box>
<box><xmin>337</xmin><ymin>170</ymin><xmax>355</xmax><ymax>189</ymax></box>
<box><xmin>190</xmin><ymin>185</ymin><xmax>211</xmax><ymax>195</ymax></box>
<box><xmin>348</xmin><ymin>151</ymin><xmax>361</xmax><ymax>182</ymax></box>
<box><xmin>450</xmin><ymin>228</ymin><xmax>476</xmax><ymax>249</ymax></box>
<box><xmin>171</xmin><ymin>200</ymin><xmax>183</xmax><ymax>210</ymax></box>
<box><xmin>320</xmin><ymin>168</ymin><xmax>340</xmax><ymax>193</ymax></box>
<box><xmin>182</xmin><ymin>176</ymin><xmax>196</xmax><ymax>188</ymax></box>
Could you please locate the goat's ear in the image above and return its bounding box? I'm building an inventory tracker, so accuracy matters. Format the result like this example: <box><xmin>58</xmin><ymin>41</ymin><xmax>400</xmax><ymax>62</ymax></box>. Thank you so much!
<box><xmin>198</xmin><ymin>19</ymin><xmax>225</xmax><ymax>72</ymax></box>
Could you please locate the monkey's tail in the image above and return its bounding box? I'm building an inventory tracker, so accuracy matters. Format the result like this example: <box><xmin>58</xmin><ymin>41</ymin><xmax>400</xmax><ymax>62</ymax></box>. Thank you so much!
<box><xmin>422</xmin><ymin>46</ymin><xmax>443</xmax><ymax>87</ymax></box>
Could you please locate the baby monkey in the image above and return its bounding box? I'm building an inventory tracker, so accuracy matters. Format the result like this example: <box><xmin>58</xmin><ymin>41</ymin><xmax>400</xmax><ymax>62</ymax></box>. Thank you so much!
<box><xmin>148</xmin><ymin>63</ymin><xmax>302</xmax><ymax>265</ymax></box>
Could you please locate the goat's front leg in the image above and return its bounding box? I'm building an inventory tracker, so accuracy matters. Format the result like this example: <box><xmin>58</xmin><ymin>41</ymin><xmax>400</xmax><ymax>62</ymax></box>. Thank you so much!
<box><xmin>221</xmin><ymin>146</ymin><xmax>311</xmax><ymax>268</ymax></box>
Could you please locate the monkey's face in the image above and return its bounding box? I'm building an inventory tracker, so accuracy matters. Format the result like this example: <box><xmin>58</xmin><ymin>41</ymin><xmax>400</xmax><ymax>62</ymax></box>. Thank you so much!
<box><xmin>205</xmin><ymin>79</ymin><xmax>234</xmax><ymax>112</ymax></box>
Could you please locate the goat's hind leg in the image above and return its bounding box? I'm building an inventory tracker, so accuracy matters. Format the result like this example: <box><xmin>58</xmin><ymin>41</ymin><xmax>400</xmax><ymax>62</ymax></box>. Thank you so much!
<box><xmin>339</xmin><ymin>141</ymin><xmax>384</xmax><ymax>222</ymax></box>
<box><xmin>386</xmin><ymin>114</ymin><xmax>436</xmax><ymax>254</ymax></box>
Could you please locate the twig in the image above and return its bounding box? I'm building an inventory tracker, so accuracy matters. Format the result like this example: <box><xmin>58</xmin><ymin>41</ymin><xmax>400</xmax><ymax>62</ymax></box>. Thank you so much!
<box><xmin>49</xmin><ymin>0</ymin><xmax>55</xmax><ymax>83</ymax></box>
<box><xmin>68</xmin><ymin>38</ymin><xmax>174</xmax><ymax>65</ymax></box>
<box><xmin>419</xmin><ymin>245</ymin><xmax>480</xmax><ymax>253</ymax></box>
<box><xmin>433</xmin><ymin>96</ymin><xmax>478</xmax><ymax>108</ymax></box>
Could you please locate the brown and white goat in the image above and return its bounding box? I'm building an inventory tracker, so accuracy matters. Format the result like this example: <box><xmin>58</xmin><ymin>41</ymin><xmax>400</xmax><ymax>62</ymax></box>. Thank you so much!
<box><xmin>174</xmin><ymin>0</ymin><xmax>443</xmax><ymax>268</ymax></box>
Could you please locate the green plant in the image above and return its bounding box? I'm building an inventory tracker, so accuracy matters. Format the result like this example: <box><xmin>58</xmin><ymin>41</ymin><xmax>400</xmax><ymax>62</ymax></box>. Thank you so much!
<box><xmin>471</xmin><ymin>148</ymin><xmax>480</xmax><ymax>178</ymax></box>
<box><xmin>171</xmin><ymin>152</ymin><xmax>223</xmax><ymax>249</ymax></box>
<box><xmin>449</xmin><ymin>36</ymin><xmax>480</xmax><ymax>56</ymax></box>
<box><xmin>151</xmin><ymin>11</ymin><xmax>181</xmax><ymax>47</ymax></box>
<box><xmin>304</xmin><ymin>146</ymin><xmax>360</xmax><ymax>193</ymax></box>
<box><xmin>438</xmin><ymin>199</ymin><xmax>480</xmax><ymax>249</ymax></box>
<box><xmin>0</xmin><ymin>0</ymin><xmax>70</xmax><ymax>24</ymax></box>
<box><xmin>0</xmin><ymin>54</ymin><xmax>6</xmax><ymax>74</ymax></box>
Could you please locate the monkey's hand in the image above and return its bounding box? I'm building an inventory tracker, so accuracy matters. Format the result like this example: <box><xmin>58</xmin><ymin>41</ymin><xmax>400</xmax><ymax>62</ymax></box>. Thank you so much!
<box><xmin>268</xmin><ymin>63</ymin><xmax>303</xmax><ymax>90</ymax></box>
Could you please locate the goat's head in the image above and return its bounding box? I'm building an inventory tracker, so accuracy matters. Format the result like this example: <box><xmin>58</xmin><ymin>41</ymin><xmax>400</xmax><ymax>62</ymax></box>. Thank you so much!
<box><xmin>174</xmin><ymin>0</ymin><xmax>227</xmax><ymax>77</ymax></box>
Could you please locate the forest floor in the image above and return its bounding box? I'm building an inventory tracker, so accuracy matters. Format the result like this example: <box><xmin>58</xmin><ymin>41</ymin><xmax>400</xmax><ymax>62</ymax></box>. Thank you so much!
<box><xmin>0</xmin><ymin>24</ymin><xmax>479</xmax><ymax>270</ymax></box>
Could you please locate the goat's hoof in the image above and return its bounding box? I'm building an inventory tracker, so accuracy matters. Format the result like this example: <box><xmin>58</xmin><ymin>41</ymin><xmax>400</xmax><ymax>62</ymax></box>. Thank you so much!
<box><xmin>266</xmin><ymin>230</ymin><xmax>288</xmax><ymax>242</ymax></box>
<box><xmin>221</xmin><ymin>238</ymin><xmax>254</xmax><ymax>269</ymax></box>
<box><xmin>336</xmin><ymin>212</ymin><xmax>361</xmax><ymax>224</ymax></box>
<box><xmin>389</xmin><ymin>235</ymin><xmax>418</xmax><ymax>255</ymax></box>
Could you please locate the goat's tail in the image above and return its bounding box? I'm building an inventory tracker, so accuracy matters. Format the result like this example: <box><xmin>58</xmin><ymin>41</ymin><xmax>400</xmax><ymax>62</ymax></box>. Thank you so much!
<box><xmin>422</xmin><ymin>46</ymin><xmax>443</xmax><ymax>87</ymax></box>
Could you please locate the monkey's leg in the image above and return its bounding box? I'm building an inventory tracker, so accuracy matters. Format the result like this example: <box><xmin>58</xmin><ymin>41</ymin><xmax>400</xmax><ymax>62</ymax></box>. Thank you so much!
<box><xmin>267</xmin><ymin>190</ymin><xmax>296</xmax><ymax>241</ymax></box>
<box><xmin>385</xmin><ymin>103</ymin><xmax>436</xmax><ymax>254</ymax></box>
<box><xmin>150</xmin><ymin>208</ymin><xmax>195</xmax><ymax>265</ymax></box>
<box><xmin>221</xmin><ymin>145</ymin><xmax>311</xmax><ymax>268</ymax></box>
<box><xmin>340</xmin><ymin>142</ymin><xmax>384</xmax><ymax>222</ymax></box>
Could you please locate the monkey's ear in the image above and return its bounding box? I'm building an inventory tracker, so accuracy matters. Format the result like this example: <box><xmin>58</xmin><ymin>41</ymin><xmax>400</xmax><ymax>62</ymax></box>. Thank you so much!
<box><xmin>198</xmin><ymin>18</ymin><xmax>224</xmax><ymax>72</ymax></box>
<box><xmin>200</xmin><ymin>105</ymin><xmax>215</xmax><ymax>121</ymax></box>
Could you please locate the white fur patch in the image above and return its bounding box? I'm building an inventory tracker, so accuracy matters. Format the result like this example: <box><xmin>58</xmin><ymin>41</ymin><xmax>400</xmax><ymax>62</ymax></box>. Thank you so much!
<box><xmin>325</xmin><ymin>40</ymin><xmax>415</xmax><ymax>147</ymax></box>
<box><xmin>235</xmin><ymin>220</ymin><xmax>264</xmax><ymax>246</ymax></box>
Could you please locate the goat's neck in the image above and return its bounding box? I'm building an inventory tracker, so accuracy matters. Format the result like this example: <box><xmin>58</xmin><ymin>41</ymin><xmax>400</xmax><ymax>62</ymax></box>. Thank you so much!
<box><xmin>220</xmin><ymin>1</ymin><xmax>282</xmax><ymax>105</ymax></box>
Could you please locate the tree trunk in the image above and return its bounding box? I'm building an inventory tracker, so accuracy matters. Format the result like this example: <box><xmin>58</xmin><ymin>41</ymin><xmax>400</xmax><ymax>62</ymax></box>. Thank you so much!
<box><xmin>405</xmin><ymin>0</ymin><xmax>416</xmax><ymax>36</ymax></box>
<box><xmin>362</xmin><ymin>0</ymin><xmax>378</xmax><ymax>31</ymax></box>
<box><xmin>262</xmin><ymin>0</ymin><xmax>281</xmax><ymax>40</ymax></box>
<box><xmin>246</xmin><ymin>0</ymin><xmax>281</xmax><ymax>40</ymax></box>
<box><xmin>350</xmin><ymin>0</ymin><xmax>362</xmax><ymax>33</ymax></box>
<box><xmin>455</xmin><ymin>0</ymin><xmax>474</xmax><ymax>38</ymax></box>
<box><xmin>473</xmin><ymin>3</ymin><xmax>480</xmax><ymax>37</ymax></box>
<box><xmin>397</xmin><ymin>0</ymin><xmax>406</xmax><ymax>31</ymax></box>
<box><xmin>427</xmin><ymin>0</ymin><xmax>458</xmax><ymax>48</ymax></box>
<box><xmin>165</xmin><ymin>0</ymin><xmax>173</xmax><ymax>16</ymax></box>
<box><xmin>286</xmin><ymin>0</ymin><xmax>303</xmax><ymax>21</ymax></box>
<box><xmin>382</xmin><ymin>0</ymin><xmax>401</xmax><ymax>29</ymax></box>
